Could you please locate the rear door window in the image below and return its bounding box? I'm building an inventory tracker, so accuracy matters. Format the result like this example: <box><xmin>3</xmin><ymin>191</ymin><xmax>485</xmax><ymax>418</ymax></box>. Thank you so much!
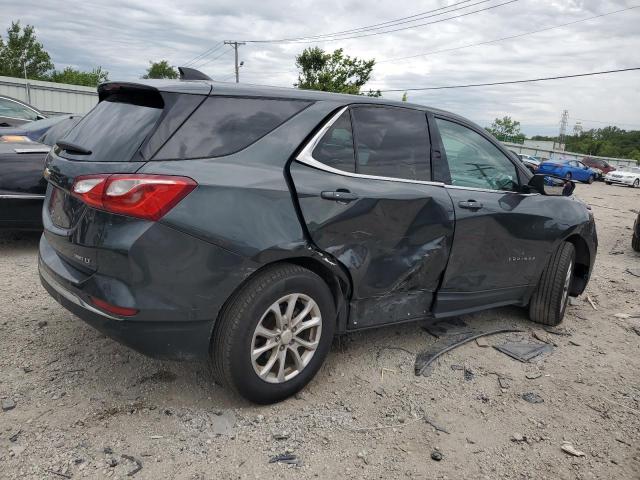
<box><xmin>311</xmin><ymin>110</ymin><xmax>355</xmax><ymax>172</ymax></box>
<box><xmin>0</xmin><ymin>98</ymin><xmax>38</xmax><ymax>121</ymax></box>
<box><xmin>58</xmin><ymin>93</ymin><xmax>163</xmax><ymax>162</ymax></box>
<box><xmin>155</xmin><ymin>97</ymin><xmax>311</xmax><ymax>160</ymax></box>
<box><xmin>435</xmin><ymin>118</ymin><xmax>519</xmax><ymax>191</ymax></box>
<box><xmin>351</xmin><ymin>106</ymin><xmax>430</xmax><ymax>181</ymax></box>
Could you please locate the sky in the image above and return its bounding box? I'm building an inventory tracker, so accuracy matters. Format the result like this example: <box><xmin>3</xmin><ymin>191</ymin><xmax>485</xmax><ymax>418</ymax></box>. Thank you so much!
<box><xmin>2</xmin><ymin>0</ymin><xmax>639</xmax><ymax>136</ymax></box>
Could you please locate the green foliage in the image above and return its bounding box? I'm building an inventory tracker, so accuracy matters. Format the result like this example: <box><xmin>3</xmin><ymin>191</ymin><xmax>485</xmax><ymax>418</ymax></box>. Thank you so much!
<box><xmin>48</xmin><ymin>66</ymin><xmax>109</xmax><ymax>87</ymax></box>
<box><xmin>485</xmin><ymin>116</ymin><xmax>525</xmax><ymax>143</ymax></box>
<box><xmin>295</xmin><ymin>47</ymin><xmax>376</xmax><ymax>96</ymax></box>
<box><xmin>565</xmin><ymin>126</ymin><xmax>640</xmax><ymax>161</ymax></box>
<box><xmin>0</xmin><ymin>21</ymin><xmax>53</xmax><ymax>79</ymax></box>
<box><xmin>142</xmin><ymin>60</ymin><xmax>178</xmax><ymax>79</ymax></box>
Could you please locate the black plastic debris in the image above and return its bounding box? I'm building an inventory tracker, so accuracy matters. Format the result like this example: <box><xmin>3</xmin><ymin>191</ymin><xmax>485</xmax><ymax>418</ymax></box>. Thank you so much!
<box><xmin>464</xmin><ymin>367</ymin><xmax>474</xmax><ymax>381</ymax></box>
<box><xmin>494</xmin><ymin>341</ymin><xmax>553</xmax><ymax>363</ymax></box>
<box><xmin>422</xmin><ymin>317</ymin><xmax>473</xmax><ymax>338</ymax></box>
<box><xmin>415</xmin><ymin>328</ymin><xmax>521</xmax><ymax>376</ymax></box>
<box><xmin>522</xmin><ymin>392</ymin><xmax>544</xmax><ymax>404</ymax></box>
<box><xmin>269</xmin><ymin>453</ymin><xmax>301</xmax><ymax>466</ymax></box>
<box><xmin>431</xmin><ymin>450</ymin><xmax>443</xmax><ymax>461</ymax></box>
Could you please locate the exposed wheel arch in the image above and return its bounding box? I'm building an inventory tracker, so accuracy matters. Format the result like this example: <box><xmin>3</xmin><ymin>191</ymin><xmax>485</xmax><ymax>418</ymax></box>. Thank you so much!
<box><xmin>565</xmin><ymin>234</ymin><xmax>591</xmax><ymax>296</ymax></box>
<box><xmin>211</xmin><ymin>252</ymin><xmax>353</xmax><ymax>354</ymax></box>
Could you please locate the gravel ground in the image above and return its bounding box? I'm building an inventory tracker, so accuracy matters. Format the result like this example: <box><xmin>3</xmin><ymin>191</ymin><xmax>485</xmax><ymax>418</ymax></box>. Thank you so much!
<box><xmin>1</xmin><ymin>181</ymin><xmax>639</xmax><ymax>479</ymax></box>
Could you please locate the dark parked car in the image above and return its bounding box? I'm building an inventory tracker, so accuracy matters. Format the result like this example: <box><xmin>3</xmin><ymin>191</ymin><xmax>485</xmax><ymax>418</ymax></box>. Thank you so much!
<box><xmin>0</xmin><ymin>95</ymin><xmax>46</xmax><ymax>127</ymax></box>
<box><xmin>537</xmin><ymin>159</ymin><xmax>597</xmax><ymax>183</ymax></box>
<box><xmin>0</xmin><ymin>115</ymin><xmax>81</xmax><ymax>143</ymax></box>
<box><xmin>582</xmin><ymin>157</ymin><xmax>616</xmax><ymax>176</ymax></box>
<box><xmin>0</xmin><ymin>117</ymin><xmax>80</xmax><ymax>230</ymax></box>
<box><xmin>39</xmin><ymin>78</ymin><xmax>597</xmax><ymax>403</ymax></box>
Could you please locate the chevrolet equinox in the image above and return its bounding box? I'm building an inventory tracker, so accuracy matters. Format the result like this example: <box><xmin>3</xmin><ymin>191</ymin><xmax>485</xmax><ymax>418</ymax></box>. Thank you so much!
<box><xmin>39</xmin><ymin>75</ymin><xmax>597</xmax><ymax>403</ymax></box>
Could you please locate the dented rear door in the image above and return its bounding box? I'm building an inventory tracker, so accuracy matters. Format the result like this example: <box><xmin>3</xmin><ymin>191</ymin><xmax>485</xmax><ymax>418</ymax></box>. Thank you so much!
<box><xmin>290</xmin><ymin>105</ymin><xmax>455</xmax><ymax>329</ymax></box>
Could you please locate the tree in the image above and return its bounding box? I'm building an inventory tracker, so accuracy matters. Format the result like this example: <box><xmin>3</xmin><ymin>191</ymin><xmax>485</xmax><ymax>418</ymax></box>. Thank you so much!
<box><xmin>0</xmin><ymin>21</ymin><xmax>53</xmax><ymax>79</ymax></box>
<box><xmin>48</xmin><ymin>66</ymin><xmax>108</xmax><ymax>87</ymax></box>
<box><xmin>142</xmin><ymin>60</ymin><xmax>178</xmax><ymax>79</ymax></box>
<box><xmin>486</xmin><ymin>116</ymin><xmax>525</xmax><ymax>143</ymax></box>
<box><xmin>295</xmin><ymin>47</ymin><xmax>377</xmax><ymax>96</ymax></box>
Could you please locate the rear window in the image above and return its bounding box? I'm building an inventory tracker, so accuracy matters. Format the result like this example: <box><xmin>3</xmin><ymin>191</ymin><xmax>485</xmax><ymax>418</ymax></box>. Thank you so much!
<box><xmin>57</xmin><ymin>93</ymin><xmax>163</xmax><ymax>162</ymax></box>
<box><xmin>154</xmin><ymin>97</ymin><xmax>311</xmax><ymax>160</ymax></box>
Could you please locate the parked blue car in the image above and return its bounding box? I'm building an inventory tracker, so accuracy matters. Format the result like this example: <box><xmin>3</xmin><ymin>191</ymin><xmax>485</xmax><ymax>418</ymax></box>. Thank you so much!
<box><xmin>537</xmin><ymin>159</ymin><xmax>597</xmax><ymax>184</ymax></box>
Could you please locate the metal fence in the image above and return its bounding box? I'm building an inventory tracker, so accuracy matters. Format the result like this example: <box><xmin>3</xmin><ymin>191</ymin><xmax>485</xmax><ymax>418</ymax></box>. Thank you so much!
<box><xmin>0</xmin><ymin>75</ymin><xmax>98</xmax><ymax>116</ymax></box>
<box><xmin>503</xmin><ymin>141</ymin><xmax>638</xmax><ymax>168</ymax></box>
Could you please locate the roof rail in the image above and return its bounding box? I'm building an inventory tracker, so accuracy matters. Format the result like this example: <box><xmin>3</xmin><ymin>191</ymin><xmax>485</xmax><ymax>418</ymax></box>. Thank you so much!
<box><xmin>178</xmin><ymin>67</ymin><xmax>212</xmax><ymax>81</ymax></box>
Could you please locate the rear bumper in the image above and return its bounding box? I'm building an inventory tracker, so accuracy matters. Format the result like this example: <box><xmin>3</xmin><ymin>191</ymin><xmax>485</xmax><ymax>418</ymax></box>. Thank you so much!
<box><xmin>39</xmin><ymin>258</ymin><xmax>213</xmax><ymax>360</ymax></box>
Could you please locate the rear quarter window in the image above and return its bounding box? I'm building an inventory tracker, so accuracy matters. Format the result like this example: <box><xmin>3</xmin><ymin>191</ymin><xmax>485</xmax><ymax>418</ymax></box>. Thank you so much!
<box><xmin>154</xmin><ymin>97</ymin><xmax>311</xmax><ymax>160</ymax></box>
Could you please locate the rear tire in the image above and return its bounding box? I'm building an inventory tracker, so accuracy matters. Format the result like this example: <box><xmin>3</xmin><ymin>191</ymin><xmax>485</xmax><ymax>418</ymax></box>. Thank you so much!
<box><xmin>632</xmin><ymin>179</ymin><xmax>639</xmax><ymax>188</ymax></box>
<box><xmin>529</xmin><ymin>242</ymin><xmax>575</xmax><ymax>326</ymax></box>
<box><xmin>605</xmin><ymin>181</ymin><xmax>612</xmax><ymax>185</ymax></box>
<box><xmin>211</xmin><ymin>264</ymin><xmax>335</xmax><ymax>404</ymax></box>
<box><xmin>565</xmin><ymin>172</ymin><xmax>572</xmax><ymax>180</ymax></box>
<box><xmin>633</xmin><ymin>233</ymin><xmax>640</xmax><ymax>252</ymax></box>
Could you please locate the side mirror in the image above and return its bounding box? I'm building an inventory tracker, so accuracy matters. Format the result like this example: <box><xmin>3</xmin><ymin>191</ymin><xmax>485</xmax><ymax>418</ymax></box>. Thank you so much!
<box><xmin>528</xmin><ymin>174</ymin><xmax>574</xmax><ymax>196</ymax></box>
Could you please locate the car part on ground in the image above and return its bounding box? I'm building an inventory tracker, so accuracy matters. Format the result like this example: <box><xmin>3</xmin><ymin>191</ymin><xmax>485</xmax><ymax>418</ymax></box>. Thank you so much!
<box><xmin>37</xmin><ymin>73</ymin><xmax>598</xmax><ymax>403</ymax></box>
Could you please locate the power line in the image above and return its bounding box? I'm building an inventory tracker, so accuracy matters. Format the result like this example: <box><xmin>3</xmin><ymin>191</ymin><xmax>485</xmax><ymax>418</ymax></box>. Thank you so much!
<box><xmin>377</xmin><ymin>5</ymin><xmax>640</xmax><ymax>63</ymax></box>
<box><xmin>240</xmin><ymin>0</ymin><xmax>520</xmax><ymax>43</ymax></box>
<box><xmin>269</xmin><ymin>0</ymin><xmax>490</xmax><ymax>41</ymax></box>
<box><xmin>183</xmin><ymin>42</ymin><xmax>224</xmax><ymax>67</ymax></box>
<box><xmin>194</xmin><ymin>48</ymin><xmax>232</xmax><ymax>69</ymax></box>
<box><xmin>377</xmin><ymin>67</ymin><xmax>640</xmax><ymax>92</ymax></box>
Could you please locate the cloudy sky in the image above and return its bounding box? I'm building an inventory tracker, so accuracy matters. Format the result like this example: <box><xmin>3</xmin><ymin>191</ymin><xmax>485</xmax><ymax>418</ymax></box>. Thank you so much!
<box><xmin>3</xmin><ymin>0</ymin><xmax>639</xmax><ymax>135</ymax></box>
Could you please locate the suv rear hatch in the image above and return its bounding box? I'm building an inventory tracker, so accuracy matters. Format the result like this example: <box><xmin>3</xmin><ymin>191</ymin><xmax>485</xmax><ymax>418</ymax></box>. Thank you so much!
<box><xmin>43</xmin><ymin>81</ymin><xmax>210</xmax><ymax>274</ymax></box>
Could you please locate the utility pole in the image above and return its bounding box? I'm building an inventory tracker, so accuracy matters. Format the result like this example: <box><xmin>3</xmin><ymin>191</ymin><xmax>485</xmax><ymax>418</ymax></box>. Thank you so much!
<box><xmin>557</xmin><ymin>109</ymin><xmax>569</xmax><ymax>151</ymax></box>
<box><xmin>22</xmin><ymin>53</ymin><xmax>31</xmax><ymax>104</ymax></box>
<box><xmin>224</xmin><ymin>41</ymin><xmax>245</xmax><ymax>83</ymax></box>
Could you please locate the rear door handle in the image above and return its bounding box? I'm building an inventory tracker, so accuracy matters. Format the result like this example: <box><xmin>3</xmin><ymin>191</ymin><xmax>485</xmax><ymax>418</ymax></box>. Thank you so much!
<box><xmin>458</xmin><ymin>200</ymin><xmax>483</xmax><ymax>210</ymax></box>
<box><xmin>321</xmin><ymin>190</ymin><xmax>358</xmax><ymax>203</ymax></box>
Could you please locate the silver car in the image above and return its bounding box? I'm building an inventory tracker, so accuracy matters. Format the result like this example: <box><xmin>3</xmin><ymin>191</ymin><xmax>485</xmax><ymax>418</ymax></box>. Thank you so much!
<box><xmin>604</xmin><ymin>166</ymin><xmax>640</xmax><ymax>188</ymax></box>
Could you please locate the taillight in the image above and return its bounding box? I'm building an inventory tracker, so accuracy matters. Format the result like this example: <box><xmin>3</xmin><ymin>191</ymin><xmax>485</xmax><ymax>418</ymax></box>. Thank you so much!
<box><xmin>90</xmin><ymin>296</ymin><xmax>138</xmax><ymax>317</ymax></box>
<box><xmin>71</xmin><ymin>174</ymin><xmax>197</xmax><ymax>221</ymax></box>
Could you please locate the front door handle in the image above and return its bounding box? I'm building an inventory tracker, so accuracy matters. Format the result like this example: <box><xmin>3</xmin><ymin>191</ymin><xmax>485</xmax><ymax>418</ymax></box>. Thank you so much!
<box><xmin>321</xmin><ymin>190</ymin><xmax>358</xmax><ymax>203</ymax></box>
<box><xmin>458</xmin><ymin>200</ymin><xmax>483</xmax><ymax>210</ymax></box>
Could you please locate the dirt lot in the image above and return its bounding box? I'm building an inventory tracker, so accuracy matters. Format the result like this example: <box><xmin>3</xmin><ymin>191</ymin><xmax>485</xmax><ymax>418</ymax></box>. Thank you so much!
<box><xmin>1</xmin><ymin>182</ymin><xmax>639</xmax><ymax>479</ymax></box>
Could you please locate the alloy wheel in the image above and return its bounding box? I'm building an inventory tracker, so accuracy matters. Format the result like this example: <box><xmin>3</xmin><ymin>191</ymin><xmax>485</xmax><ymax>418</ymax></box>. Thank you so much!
<box><xmin>251</xmin><ymin>293</ymin><xmax>322</xmax><ymax>384</ymax></box>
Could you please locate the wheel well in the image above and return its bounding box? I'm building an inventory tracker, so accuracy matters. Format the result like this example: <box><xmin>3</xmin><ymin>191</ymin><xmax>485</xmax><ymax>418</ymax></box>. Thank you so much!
<box><xmin>213</xmin><ymin>256</ymin><xmax>351</xmax><ymax>343</ymax></box>
<box><xmin>565</xmin><ymin>235</ymin><xmax>590</xmax><ymax>295</ymax></box>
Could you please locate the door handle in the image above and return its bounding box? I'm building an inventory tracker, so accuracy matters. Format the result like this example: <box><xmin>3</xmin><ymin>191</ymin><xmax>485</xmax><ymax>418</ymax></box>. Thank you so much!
<box><xmin>321</xmin><ymin>190</ymin><xmax>358</xmax><ymax>203</ymax></box>
<box><xmin>458</xmin><ymin>200</ymin><xmax>483</xmax><ymax>210</ymax></box>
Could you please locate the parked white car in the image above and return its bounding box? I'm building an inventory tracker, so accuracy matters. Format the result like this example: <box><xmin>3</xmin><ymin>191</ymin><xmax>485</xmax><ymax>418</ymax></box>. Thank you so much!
<box><xmin>604</xmin><ymin>166</ymin><xmax>640</xmax><ymax>187</ymax></box>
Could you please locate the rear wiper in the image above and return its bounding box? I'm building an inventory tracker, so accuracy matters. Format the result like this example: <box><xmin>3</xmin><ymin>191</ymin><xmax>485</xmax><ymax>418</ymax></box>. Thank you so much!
<box><xmin>56</xmin><ymin>140</ymin><xmax>92</xmax><ymax>155</ymax></box>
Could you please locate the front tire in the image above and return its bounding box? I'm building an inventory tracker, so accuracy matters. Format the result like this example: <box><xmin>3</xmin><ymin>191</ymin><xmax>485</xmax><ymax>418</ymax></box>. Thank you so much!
<box><xmin>587</xmin><ymin>175</ymin><xmax>594</xmax><ymax>184</ymax></box>
<box><xmin>211</xmin><ymin>264</ymin><xmax>335</xmax><ymax>404</ymax></box>
<box><xmin>633</xmin><ymin>233</ymin><xmax>640</xmax><ymax>252</ymax></box>
<box><xmin>605</xmin><ymin>181</ymin><xmax>612</xmax><ymax>185</ymax></box>
<box><xmin>529</xmin><ymin>242</ymin><xmax>575</xmax><ymax>326</ymax></box>
<box><xmin>632</xmin><ymin>179</ymin><xmax>639</xmax><ymax>188</ymax></box>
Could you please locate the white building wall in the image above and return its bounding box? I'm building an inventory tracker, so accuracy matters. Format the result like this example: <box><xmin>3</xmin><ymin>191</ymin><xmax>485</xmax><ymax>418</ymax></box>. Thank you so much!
<box><xmin>0</xmin><ymin>75</ymin><xmax>98</xmax><ymax>115</ymax></box>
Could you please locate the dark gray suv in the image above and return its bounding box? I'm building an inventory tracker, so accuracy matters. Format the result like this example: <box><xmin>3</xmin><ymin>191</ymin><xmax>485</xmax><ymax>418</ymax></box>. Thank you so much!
<box><xmin>39</xmin><ymin>77</ymin><xmax>597</xmax><ymax>403</ymax></box>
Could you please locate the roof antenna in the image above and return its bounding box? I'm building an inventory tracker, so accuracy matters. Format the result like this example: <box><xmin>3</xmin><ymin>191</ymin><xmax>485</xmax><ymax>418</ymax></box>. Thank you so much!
<box><xmin>178</xmin><ymin>67</ymin><xmax>212</xmax><ymax>81</ymax></box>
